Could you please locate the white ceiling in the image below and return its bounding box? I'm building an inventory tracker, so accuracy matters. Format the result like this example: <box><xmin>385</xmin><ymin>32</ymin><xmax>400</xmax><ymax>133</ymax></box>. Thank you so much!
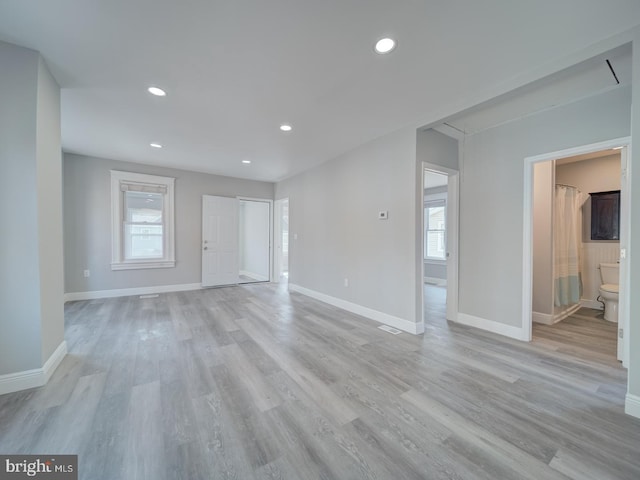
<box><xmin>1</xmin><ymin>1</ymin><xmax>639</xmax><ymax>182</ymax></box>
<box><xmin>442</xmin><ymin>45</ymin><xmax>632</xmax><ymax>135</ymax></box>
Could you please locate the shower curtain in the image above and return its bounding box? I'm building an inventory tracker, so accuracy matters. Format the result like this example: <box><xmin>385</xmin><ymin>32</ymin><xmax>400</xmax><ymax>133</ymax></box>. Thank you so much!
<box><xmin>554</xmin><ymin>185</ymin><xmax>583</xmax><ymax>307</ymax></box>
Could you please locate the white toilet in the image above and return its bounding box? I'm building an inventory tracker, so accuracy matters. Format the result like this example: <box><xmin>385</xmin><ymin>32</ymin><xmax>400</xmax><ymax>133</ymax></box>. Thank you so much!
<box><xmin>599</xmin><ymin>263</ymin><xmax>619</xmax><ymax>323</ymax></box>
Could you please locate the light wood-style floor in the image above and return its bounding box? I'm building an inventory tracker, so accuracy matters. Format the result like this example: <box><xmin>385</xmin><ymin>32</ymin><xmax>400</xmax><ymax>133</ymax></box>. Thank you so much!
<box><xmin>1</xmin><ymin>283</ymin><xmax>638</xmax><ymax>479</ymax></box>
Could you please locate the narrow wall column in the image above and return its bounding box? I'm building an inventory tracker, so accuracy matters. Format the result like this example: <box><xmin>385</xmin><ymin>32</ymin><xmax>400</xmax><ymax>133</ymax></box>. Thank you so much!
<box><xmin>0</xmin><ymin>41</ymin><xmax>65</xmax><ymax>394</ymax></box>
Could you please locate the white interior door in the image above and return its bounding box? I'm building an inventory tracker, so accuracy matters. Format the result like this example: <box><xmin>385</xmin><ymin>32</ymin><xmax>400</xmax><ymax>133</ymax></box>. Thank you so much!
<box><xmin>202</xmin><ymin>195</ymin><xmax>239</xmax><ymax>287</ymax></box>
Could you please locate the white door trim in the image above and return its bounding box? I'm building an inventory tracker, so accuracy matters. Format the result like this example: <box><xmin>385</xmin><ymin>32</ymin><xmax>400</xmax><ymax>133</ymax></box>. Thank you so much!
<box><xmin>522</xmin><ymin>137</ymin><xmax>631</xmax><ymax>347</ymax></box>
<box><xmin>421</xmin><ymin>162</ymin><xmax>460</xmax><ymax>331</ymax></box>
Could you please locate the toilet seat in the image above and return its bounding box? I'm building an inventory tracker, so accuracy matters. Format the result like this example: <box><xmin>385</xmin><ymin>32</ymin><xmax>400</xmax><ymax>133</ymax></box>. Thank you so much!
<box><xmin>600</xmin><ymin>284</ymin><xmax>619</xmax><ymax>294</ymax></box>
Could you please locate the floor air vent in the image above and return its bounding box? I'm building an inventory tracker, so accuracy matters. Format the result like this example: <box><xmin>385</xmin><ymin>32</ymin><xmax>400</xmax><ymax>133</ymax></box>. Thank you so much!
<box><xmin>139</xmin><ymin>294</ymin><xmax>159</xmax><ymax>299</ymax></box>
<box><xmin>378</xmin><ymin>325</ymin><xmax>402</xmax><ymax>335</ymax></box>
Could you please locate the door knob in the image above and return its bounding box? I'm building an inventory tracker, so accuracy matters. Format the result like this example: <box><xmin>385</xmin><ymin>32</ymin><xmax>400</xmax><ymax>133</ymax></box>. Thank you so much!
<box><xmin>203</xmin><ymin>247</ymin><xmax>208</xmax><ymax>250</ymax></box>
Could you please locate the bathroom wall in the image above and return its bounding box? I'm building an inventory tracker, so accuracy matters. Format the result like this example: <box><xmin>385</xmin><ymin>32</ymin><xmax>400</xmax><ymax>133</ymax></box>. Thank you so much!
<box><xmin>556</xmin><ymin>153</ymin><xmax>621</xmax><ymax>308</ymax></box>
<box><xmin>532</xmin><ymin>161</ymin><xmax>554</xmax><ymax>322</ymax></box>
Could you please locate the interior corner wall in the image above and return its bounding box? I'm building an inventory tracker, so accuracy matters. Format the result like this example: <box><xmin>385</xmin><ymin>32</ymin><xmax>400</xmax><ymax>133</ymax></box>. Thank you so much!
<box><xmin>0</xmin><ymin>41</ymin><xmax>63</xmax><ymax>377</ymax></box>
<box><xmin>275</xmin><ymin>127</ymin><xmax>418</xmax><ymax>327</ymax></box>
<box><xmin>63</xmin><ymin>154</ymin><xmax>274</xmax><ymax>294</ymax></box>
<box><xmin>459</xmin><ymin>86</ymin><xmax>631</xmax><ymax>330</ymax></box>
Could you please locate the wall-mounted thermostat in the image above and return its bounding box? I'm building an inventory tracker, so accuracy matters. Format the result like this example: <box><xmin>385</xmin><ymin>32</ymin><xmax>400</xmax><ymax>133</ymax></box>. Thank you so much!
<box><xmin>378</xmin><ymin>211</ymin><xmax>388</xmax><ymax>220</ymax></box>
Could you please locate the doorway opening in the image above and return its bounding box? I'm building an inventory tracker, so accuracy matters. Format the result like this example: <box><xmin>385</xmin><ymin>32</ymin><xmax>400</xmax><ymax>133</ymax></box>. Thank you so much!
<box><xmin>524</xmin><ymin>138</ymin><xmax>630</xmax><ymax>367</ymax></box>
<box><xmin>422</xmin><ymin>164</ymin><xmax>459</xmax><ymax>330</ymax></box>
<box><xmin>201</xmin><ymin>195</ymin><xmax>272</xmax><ymax>288</ymax></box>
<box><xmin>238</xmin><ymin>198</ymin><xmax>272</xmax><ymax>284</ymax></box>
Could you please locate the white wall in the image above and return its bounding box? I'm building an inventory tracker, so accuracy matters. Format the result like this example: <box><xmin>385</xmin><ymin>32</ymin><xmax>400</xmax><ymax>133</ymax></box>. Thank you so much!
<box><xmin>239</xmin><ymin>200</ymin><xmax>270</xmax><ymax>281</ymax></box>
<box><xmin>0</xmin><ymin>41</ymin><xmax>64</xmax><ymax>378</ymax></box>
<box><xmin>460</xmin><ymin>86</ymin><xmax>631</xmax><ymax>330</ymax></box>
<box><xmin>64</xmin><ymin>154</ymin><xmax>273</xmax><ymax>294</ymax></box>
<box><xmin>276</xmin><ymin>127</ymin><xmax>418</xmax><ymax>330</ymax></box>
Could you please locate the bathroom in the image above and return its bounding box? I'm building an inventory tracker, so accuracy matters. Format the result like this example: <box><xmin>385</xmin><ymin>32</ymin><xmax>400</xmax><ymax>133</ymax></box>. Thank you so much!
<box><xmin>532</xmin><ymin>148</ymin><xmax>622</xmax><ymax>359</ymax></box>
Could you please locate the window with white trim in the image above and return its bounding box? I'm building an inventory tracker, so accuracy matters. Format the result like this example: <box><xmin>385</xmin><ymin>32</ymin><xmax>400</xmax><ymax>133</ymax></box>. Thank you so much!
<box><xmin>424</xmin><ymin>199</ymin><xmax>446</xmax><ymax>260</ymax></box>
<box><xmin>111</xmin><ymin>170</ymin><xmax>175</xmax><ymax>270</ymax></box>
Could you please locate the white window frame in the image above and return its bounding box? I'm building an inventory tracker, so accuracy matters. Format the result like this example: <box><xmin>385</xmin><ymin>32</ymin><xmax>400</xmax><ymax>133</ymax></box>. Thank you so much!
<box><xmin>424</xmin><ymin>194</ymin><xmax>447</xmax><ymax>262</ymax></box>
<box><xmin>110</xmin><ymin>170</ymin><xmax>175</xmax><ymax>270</ymax></box>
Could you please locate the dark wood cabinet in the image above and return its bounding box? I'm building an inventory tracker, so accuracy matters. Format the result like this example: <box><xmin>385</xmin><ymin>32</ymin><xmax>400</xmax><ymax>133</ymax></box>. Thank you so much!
<box><xmin>590</xmin><ymin>190</ymin><xmax>620</xmax><ymax>240</ymax></box>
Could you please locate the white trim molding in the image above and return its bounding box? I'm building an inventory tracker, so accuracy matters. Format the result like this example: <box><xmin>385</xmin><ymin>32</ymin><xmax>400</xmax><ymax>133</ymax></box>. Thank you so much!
<box><xmin>65</xmin><ymin>283</ymin><xmax>202</xmax><ymax>302</ymax></box>
<box><xmin>532</xmin><ymin>312</ymin><xmax>554</xmax><ymax>325</ymax></box>
<box><xmin>110</xmin><ymin>170</ymin><xmax>176</xmax><ymax>271</ymax></box>
<box><xmin>625</xmin><ymin>393</ymin><xmax>640</xmax><ymax>419</ymax></box>
<box><xmin>456</xmin><ymin>313</ymin><xmax>528</xmax><ymax>341</ymax></box>
<box><xmin>0</xmin><ymin>341</ymin><xmax>67</xmax><ymax>396</ymax></box>
<box><xmin>289</xmin><ymin>284</ymin><xmax>424</xmax><ymax>335</ymax></box>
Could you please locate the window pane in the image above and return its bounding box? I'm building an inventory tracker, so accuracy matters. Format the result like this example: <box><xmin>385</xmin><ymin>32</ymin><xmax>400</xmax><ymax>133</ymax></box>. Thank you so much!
<box><xmin>428</xmin><ymin>206</ymin><xmax>445</xmax><ymax>229</ymax></box>
<box><xmin>125</xmin><ymin>191</ymin><xmax>163</xmax><ymax>223</ymax></box>
<box><xmin>124</xmin><ymin>224</ymin><xmax>163</xmax><ymax>259</ymax></box>
<box><xmin>426</xmin><ymin>231</ymin><xmax>445</xmax><ymax>259</ymax></box>
<box><xmin>425</xmin><ymin>201</ymin><xmax>446</xmax><ymax>259</ymax></box>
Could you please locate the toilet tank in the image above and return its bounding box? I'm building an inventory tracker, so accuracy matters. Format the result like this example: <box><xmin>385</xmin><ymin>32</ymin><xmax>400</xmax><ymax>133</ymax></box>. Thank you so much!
<box><xmin>600</xmin><ymin>263</ymin><xmax>620</xmax><ymax>285</ymax></box>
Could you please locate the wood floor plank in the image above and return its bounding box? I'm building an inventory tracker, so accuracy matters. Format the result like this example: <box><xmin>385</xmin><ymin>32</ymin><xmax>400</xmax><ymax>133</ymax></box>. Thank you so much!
<box><xmin>0</xmin><ymin>283</ymin><xmax>638</xmax><ymax>479</ymax></box>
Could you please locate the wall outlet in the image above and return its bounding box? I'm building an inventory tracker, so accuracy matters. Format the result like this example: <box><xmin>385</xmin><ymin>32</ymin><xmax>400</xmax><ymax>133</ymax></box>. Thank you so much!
<box><xmin>344</xmin><ymin>278</ymin><xmax>349</xmax><ymax>287</ymax></box>
<box><xmin>294</xmin><ymin>233</ymin><xmax>298</xmax><ymax>240</ymax></box>
<box><xmin>378</xmin><ymin>210</ymin><xmax>388</xmax><ymax>220</ymax></box>
<box><xmin>83</xmin><ymin>269</ymin><xmax>90</xmax><ymax>278</ymax></box>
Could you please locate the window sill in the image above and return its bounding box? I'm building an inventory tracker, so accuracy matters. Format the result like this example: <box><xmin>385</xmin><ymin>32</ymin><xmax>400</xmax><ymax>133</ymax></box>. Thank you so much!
<box><xmin>111</xmin><ymin>260</ymin><xmax>175</xmax><ymax>271</ymax></box>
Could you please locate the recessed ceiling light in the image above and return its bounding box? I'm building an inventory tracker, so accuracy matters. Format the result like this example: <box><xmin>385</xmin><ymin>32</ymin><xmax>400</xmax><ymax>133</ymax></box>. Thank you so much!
<box><xmin>242</xmin><ymin>160</ymin><xmax>251</xmax><ymax>164</ymax></box>
<box><xmin>150</xmin><ymin>143</ymin><xmax>163</xmax><ymax>148</ymax></box>
<box><xmin>280</xmin><ymin>124</ymin><xmax>292</xmax><ymax>132</ymax></box>
<box><xmin>374</xmin><ymin>37</ymin><xmax>396</xmax><ymax>54</ymax></box>
<box><xmin>147</xmin><ymin>86</ymin><xmax>167</xmax><ymax>97</ymax></box>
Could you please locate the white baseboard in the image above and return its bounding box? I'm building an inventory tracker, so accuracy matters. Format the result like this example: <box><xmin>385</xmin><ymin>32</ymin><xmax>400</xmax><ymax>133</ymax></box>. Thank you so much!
<box><xmin>0</xmin><ymin>340</ymin><xmax>67</xmax><ymax>396</ymax></box>
<box><xmin>456</xmin><ymin>313</ymin><xmax>527</xmax><ymax>341</ymax></box>
<box><xmin>288</xmin><ymin>283</ymin><xmax>424</xmax><ymax>335</ymax></box>
<box><xmin>532</xmin><ymin>311</ymin><xmax>554</xmax><ymax>325</ymax></box>
<box><xmin>625</xmin><ymin>393</ymin><xmax>640</xmax><ymax>419</ymax></box>
<box><xmin>65</xmin><ymin>283</ymin><xmax>202</xmax><ymax>302</ymax></box>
